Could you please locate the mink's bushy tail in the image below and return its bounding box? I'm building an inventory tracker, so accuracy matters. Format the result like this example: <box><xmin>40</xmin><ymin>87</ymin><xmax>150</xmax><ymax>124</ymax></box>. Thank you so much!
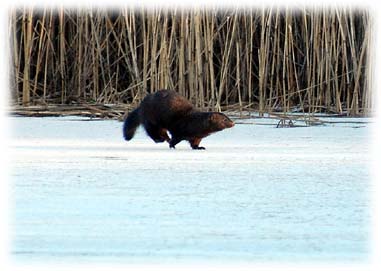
<box><xmin>123</xmin><ymin>108</ymin><xmax>141</xmax><ymax>141</ymax></box>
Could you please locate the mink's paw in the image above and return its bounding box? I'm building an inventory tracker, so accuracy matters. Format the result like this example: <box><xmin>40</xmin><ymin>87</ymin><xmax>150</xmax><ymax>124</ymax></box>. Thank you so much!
<box><xmin>192</xmin><ymin>146</ymin><xmax>205</xmax><ymax>150</ymax></box>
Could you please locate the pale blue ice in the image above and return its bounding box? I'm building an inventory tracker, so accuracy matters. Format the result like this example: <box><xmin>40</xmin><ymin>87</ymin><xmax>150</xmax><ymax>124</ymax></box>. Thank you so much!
<box><xmin>9</xmin><ymin>116</ymin><xmax>372</xmax><ymax>264</ymax></box>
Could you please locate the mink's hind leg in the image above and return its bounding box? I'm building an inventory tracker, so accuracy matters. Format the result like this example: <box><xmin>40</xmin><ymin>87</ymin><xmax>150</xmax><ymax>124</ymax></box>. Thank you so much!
<box><xmin>169</xmin><ymin>136</ymin><xmax>183</xmax><ymax>149</ymax></box>
<box><xmin>157</xmin><ymin>128</ymin><xmax>171</xmax><ymax>142</ymax></box>
<box><xmin>144</xmin><ymin>122</ymin><xmax>170</xmax><ymax>143</ymax></box>
<box><xmin>189</xmin><ymin>138</ymin><xmax>205</xmax><ymax>150</ymax></box>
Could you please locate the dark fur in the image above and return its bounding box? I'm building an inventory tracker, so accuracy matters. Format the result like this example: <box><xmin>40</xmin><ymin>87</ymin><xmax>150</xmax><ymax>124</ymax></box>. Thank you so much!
<box><xmin>123</xmin><ymin>90</ymin><xmax>234</xmax><ymax>149</ymax></box>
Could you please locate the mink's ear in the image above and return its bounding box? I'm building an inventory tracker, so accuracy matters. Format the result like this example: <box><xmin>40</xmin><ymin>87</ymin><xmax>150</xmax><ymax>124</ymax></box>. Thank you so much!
<box><xmin>209</xmin><ymin>113</ymin><xmax>218</xmax><ymax>121</ymax></box>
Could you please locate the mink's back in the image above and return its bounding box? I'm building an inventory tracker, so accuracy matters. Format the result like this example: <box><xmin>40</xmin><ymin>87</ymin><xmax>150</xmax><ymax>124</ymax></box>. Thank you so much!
<box><xmin>139</xmin><ymin>90</ymin><xmax>194</xmax><ymax>127</ymax></box>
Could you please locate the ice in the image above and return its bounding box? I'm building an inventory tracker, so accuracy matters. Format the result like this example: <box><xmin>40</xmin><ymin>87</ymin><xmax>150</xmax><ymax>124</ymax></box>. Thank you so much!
<box><xmin>9</xmin><ymin>116</ymin><xmax>372</xmax><ymax>264</ymax></box>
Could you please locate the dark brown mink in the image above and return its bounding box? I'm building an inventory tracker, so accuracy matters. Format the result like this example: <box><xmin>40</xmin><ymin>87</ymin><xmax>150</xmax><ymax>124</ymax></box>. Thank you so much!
<box><xmin>123</xmin><ymin>89</ymin><xmax>235</xmax><ymax>150</ymax></box>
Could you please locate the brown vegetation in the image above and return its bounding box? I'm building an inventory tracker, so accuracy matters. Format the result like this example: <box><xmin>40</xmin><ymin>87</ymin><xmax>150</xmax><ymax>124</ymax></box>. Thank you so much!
<box><xmin>9</xmin><ymin>6</ymin><xmax>373</xmax><ymax>116</ymax></box>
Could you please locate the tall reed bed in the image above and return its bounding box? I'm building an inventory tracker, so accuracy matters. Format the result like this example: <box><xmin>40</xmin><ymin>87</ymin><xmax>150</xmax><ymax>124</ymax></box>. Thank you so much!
<box><xmin>9</xmin><ymin>7</ymin><xmax>373</xmax><ymax>116</ymax></box>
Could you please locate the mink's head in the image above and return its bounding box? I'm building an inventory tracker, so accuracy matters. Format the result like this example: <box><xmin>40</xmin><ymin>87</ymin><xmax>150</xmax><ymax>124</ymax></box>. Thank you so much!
<box><xmin>208</xmin><ymin>113</ymin><xmax>235</xmax><ymax>131</ymax></box>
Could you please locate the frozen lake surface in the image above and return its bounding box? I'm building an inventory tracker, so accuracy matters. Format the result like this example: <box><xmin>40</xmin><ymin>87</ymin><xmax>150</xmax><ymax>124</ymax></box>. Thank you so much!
<box><xmin>9</xmin><ymin>116</ymin><xmax>372</xmax><ymax>264</ymax></box>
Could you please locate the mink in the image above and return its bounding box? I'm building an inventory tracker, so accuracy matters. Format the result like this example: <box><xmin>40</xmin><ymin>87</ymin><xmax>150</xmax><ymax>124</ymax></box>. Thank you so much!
<box><xmin>123</xmin><ymin>89</ymin><xmax>234</xmax><ymax>150</ymax></box>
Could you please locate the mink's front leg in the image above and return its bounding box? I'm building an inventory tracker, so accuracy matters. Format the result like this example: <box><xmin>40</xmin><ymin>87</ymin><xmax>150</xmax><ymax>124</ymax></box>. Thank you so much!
<box><xmin>189</xmin><ymin>138</ymin><xmax>205</xmax><ymax>150</ymax></box>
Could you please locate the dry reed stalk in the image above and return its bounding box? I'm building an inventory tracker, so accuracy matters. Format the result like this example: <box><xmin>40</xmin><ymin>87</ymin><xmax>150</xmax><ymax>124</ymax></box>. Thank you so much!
<box><xmin>362</xmin><ymin>13</ymin><xmax>372</xmax><ymax>114</ymax></box>
<box><xmin>167</xmin><ymin>12</ymin><xmax>177</xmax><ymax>91</ymax></box>
<box><xmin>59</xmin><ymin>8</ymin><xmax>66</xmax><ymax>103</ymax></box>
<box><xmin>150</xmin><ymin>10</ymin><xmax>158</xmax><ymax>94</ymax></box>
<box><xmin>141</xmin><ymin>8</ymin><xmax>149</xmax><ymax>96</ymax></box>
<box><xmin>187</xmin><ymin>12</ymin><xmax>195</xmax><ymax>101</ymax></box>
<box><xmin>258</xmin><ymin>8</ymin><xmax>266</xmax><ymax>115</ymax></box>
<box><xmin>77</xmin><ymin>10</ymin><xmax>83</xmax><ymax>97</ymax></box>
<box><xmin>32</xmin><ymin>8</ymin><xmax>46</xmax><ymax>98</ymax></box>
<box><xmin>124</xmin><ymin>8</ymin><xmax>142</xmax><ymax>101</ymax></box>
<box><xmin>216</xmin><ymin>12</ymin><xmax>237</xmax><ymax>111</ymax></box>
<box><xmin>246</xmin><ymin>12</ymin><xmax>254</xmax><ymax>108</ymax></box>
<box><xmin>194</xmin><ymin>10</ymin><xmax>204</xmax><ymax>109</ymax></box>
<box><xmin>158</xmin><ymin>11</ymin><xmax>168</xmax><ymax>90</ymax></box>
<box><xmin>21</xmin><ymin>7</ymin><xmax>33</xmax><ymax>106</ymax></box>
<box><xmin>178</xmin><ymin>10</ymin><xmax>186</xmax><ymax>97</ymax></box>
<box><xmin>351</xmin><ymin>22</ymin><xmax>369</xmax><ymax>115</ymax></box>
<box><xmin>236</xmin><ymin>41</ymin><xmax>242</xmax><ymax>113</ymax></box>
<box><xmin>10</xmin><ymin>9</ymin><xmax>20</xmax><ymax>102</ymax></box>
<box><xmin>268</xmin><ymin>9</ymin><xmax>278</xmax><ymax>112</ymax></box>
<box><xmin>289</xmin><ymin>16</ymin><xmax>302</xmax><ymax>112</ymax></box>
<box><xmin>282</xmin><ymin>10</ymin><xmax>290</xmax><ymax>113</ymax></box>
